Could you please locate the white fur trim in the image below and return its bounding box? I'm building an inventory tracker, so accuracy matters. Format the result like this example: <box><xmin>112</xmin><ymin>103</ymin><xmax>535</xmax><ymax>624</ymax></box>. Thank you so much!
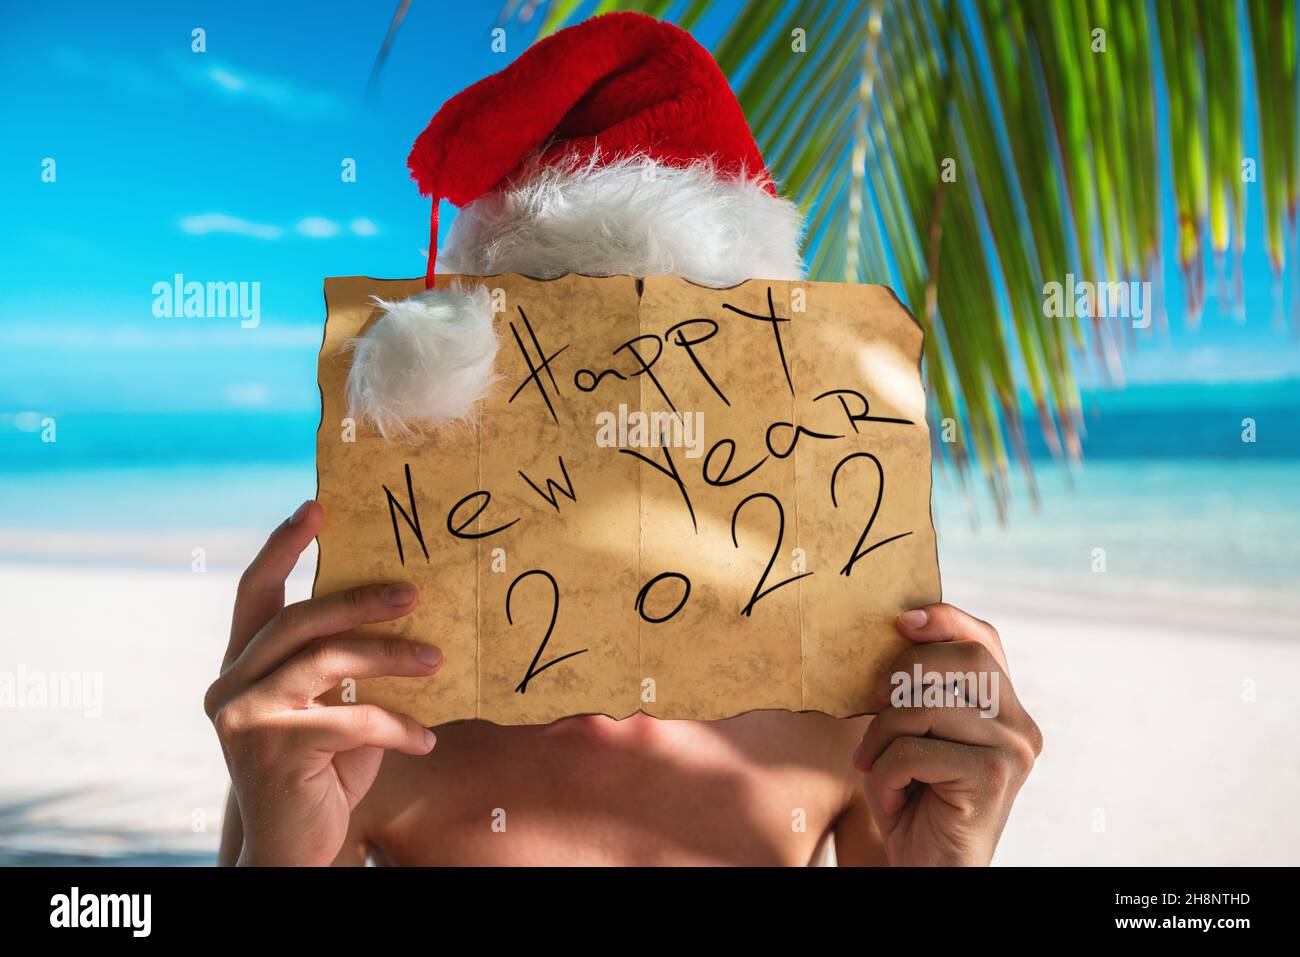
<box><xmin>345</xmin><ymin>283</ymin><xmax>498</xmax><ymax>440</ymax></box>
<box><xmin>439</xmin><ymin>154</ymin><xmax>806</xmax><ymax>287</ymax></box>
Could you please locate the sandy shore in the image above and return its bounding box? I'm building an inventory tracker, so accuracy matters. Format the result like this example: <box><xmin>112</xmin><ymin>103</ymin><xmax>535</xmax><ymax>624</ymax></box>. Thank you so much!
<box><xmin>1</xmin><ymin>554</ymin><xmax>1296</xmax><ymax>865</ymax></box>
<box><xmin>945</xmin><ymin>576</ymin><xmax>1300</xmax><ymax>866</ymax></box>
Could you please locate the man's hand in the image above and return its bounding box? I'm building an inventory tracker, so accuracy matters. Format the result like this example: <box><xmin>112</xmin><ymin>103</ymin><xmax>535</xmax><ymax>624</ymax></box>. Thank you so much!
<box><xmin>852</xmin><ymin>603</ymin><xmax>1042</xmax><ymax>866</ymax></box>
<box><xmin>205</xmin><ymin>500</ymin><xmax>442</xmax><ymax>866</ymax></box>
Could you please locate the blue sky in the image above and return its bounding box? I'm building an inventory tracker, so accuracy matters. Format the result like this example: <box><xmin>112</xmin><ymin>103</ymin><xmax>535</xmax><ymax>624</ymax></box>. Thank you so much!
<box><xmin>0</xmin><ymin>0</ymin><xmax>1295</xmax><ymax>420</ymax></box>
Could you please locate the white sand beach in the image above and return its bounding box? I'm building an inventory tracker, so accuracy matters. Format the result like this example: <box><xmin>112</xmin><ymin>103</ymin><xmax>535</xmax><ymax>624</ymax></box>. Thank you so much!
<box><xmin>1</xmin><ymin>539</ymin><xmax>1297</xmax><ymax>865</ymax></box>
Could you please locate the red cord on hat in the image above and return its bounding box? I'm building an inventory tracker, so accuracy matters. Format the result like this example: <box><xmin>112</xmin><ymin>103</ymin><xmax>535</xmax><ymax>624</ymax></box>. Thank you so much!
<box><xmin>426</xmin><ymin>199</ymin><xmax>440</xmax><ymax>288</ymax></box>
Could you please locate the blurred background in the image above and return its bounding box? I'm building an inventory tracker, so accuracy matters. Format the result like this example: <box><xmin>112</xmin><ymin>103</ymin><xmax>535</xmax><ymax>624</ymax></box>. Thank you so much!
<box><xmin>0</xmin><ymin>0</ymin><xmax>1297</xmax><ymax>864</ymax></box>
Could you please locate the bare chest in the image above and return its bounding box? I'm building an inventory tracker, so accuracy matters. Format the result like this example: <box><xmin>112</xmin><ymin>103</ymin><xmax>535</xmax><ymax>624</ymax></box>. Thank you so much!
<box><xmin>361</xmin><ymin>713</ymin><xmax>863</xmax><ymax>865</ymax></box>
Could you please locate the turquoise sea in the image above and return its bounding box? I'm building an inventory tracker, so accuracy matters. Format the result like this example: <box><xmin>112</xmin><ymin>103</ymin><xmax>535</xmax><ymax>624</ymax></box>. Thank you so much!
<box><xmin>0</xmin><ymin>380</ymin><xmax>1296</xmax><ymax>614</ymax></box>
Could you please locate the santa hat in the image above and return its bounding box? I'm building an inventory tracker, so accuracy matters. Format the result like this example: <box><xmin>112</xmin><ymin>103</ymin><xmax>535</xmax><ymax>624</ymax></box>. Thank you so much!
<box><xmin>348</xmin><ymin>11</ymin><xmax>805</xmax><ymax>440</ymax></box>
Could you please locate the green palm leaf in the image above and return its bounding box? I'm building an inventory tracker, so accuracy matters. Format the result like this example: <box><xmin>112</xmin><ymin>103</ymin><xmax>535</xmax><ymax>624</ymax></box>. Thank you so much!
<box><xmin>374</xmin><ymin>0</ymin><xmax>1300</xmax><ymax>499</ymax></box>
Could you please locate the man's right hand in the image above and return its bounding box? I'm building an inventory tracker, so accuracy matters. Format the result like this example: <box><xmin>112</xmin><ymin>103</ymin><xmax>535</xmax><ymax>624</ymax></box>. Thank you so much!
<box><xmin>204</xmin><ymin>500</ymin><xmax>441</xmax><ymax>866</ymax></box>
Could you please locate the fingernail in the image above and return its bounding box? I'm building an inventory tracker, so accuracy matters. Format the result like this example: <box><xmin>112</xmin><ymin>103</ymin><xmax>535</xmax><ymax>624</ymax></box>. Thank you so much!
<box><xmin>415</xmin><ymin>644</ymin><xmax>442</xmax><ymax>667</ymax></box>
<box><xmin>423</xmin><ymin>729</ymin><xmax>437</xmax><ymax>750</ymax></box>
<box><xmin>384</xmin><ymin>582</ymin><xmax>417</xmax><ymax>606</ymax></box>
<box><xmin>898</xmin><ymin>608</ymin><xmax>929</xmax><ymax>629</ymax></box>
<box><xmin>289</xmin><ymin>501</ymin><xmax>312</xmax><ymax>525</ymax></box>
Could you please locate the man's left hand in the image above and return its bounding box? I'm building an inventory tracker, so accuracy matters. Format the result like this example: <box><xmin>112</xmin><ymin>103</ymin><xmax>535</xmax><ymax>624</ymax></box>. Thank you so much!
<box><xmin>852</xmin><ymin>602</ymin><xmax>1043</xmax><ymax>866</ymax></box>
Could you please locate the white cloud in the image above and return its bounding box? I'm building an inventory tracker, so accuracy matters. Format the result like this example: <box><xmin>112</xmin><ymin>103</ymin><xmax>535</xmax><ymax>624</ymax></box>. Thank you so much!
<box><xmin>222</xmin><ymin>383</ymin><xmax>274</xmax><ymax>408</ymax></box>
<box><xmin>192</xmin><ymin>61</ymin><xmax>341</xmax><ymax>121</ymax></box>
<box><xmin>180</xmin><ymin>213</ymin><xmax>282</xmax><ymax>240</ymax></box>
<box><xmin>208</xmin><ymin>68</ymin><xmax>246</xmax><ymax>92</ymax></box>
<box><xmin>178</xmin><ymin>213</ymin><xmax>377</xmax><ymax>242</ymax></box>
<box><xmin>296</xmin><ymin>217</ymin><xmax>341</xmax><ymax>239</ymax></box>
<box><xmin>10</xmin><ymin>412</ymin><xmax>45</xmax><ymax>432</ymax></box>
<box><xmin>54</xmin><ymin>48</ymin><xmax>340</xmax><ymax>119</ymax></box>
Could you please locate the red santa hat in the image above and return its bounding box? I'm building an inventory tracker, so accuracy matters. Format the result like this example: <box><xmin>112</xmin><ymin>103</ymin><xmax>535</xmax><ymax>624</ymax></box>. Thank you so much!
<box><xmin>348</xmin><ymin>11</ymin><xmax>804</xmax><ymax>440</ymax></box>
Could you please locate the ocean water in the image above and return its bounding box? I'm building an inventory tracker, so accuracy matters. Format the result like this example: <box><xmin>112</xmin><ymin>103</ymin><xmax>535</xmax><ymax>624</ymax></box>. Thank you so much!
<box><xmin>0</xmin><ymin>411</ymin><xmax>318</xmax><ymax>539</ymax></box>
<box><xmin>930</xmin><ymin>379</ymin><xmax>1300</xmax><ymax>620</ymax></box>
<box><xmin>934</xmin><ymin>460</ymin><xmax>1300</xmax><ymax>624</ymax></box>
<box><xmin>0</xmin><ymin>381</ymin><xmax>1296</xmax><ymax>610</ymax></box>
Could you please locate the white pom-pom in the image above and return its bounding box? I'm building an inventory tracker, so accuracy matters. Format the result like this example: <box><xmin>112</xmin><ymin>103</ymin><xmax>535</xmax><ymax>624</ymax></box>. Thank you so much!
<box><xmin>345</xmin><ymin>283</ymin><xmax>498</xmax><ymax>441</ymax></box>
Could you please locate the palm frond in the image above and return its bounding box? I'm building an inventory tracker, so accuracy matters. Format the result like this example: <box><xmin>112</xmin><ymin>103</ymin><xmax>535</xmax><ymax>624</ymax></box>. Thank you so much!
<box><xmin>460</xmin><ymin>0</ymin><xmax>1299</xmax><ymax>500</ymax></box>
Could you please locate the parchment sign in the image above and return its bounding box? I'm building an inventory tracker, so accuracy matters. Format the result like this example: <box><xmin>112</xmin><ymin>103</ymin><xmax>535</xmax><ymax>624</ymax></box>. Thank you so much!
<box><xmin>315</xmin><ymin>274</ymin><xmax>941</xmax><ymax>727</ymax></box>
